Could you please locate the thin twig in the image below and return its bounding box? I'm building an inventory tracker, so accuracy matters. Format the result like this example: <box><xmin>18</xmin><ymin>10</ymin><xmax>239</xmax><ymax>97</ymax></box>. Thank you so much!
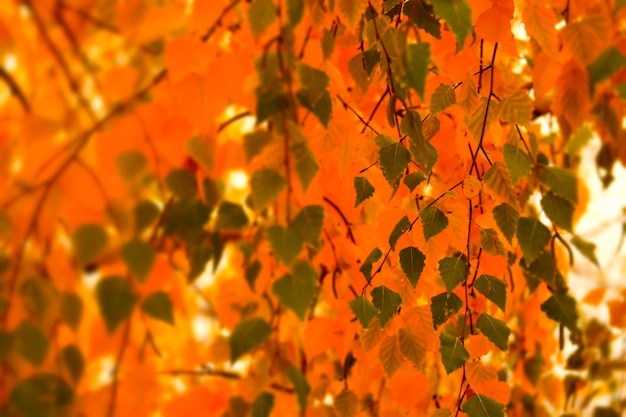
<box><xmin>0</xmin><ymin>67</ymin><xmax>30</xmax><ymax>113</ymax></box>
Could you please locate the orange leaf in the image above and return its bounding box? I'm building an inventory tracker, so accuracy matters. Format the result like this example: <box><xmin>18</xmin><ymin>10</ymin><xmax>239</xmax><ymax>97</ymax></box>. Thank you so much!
<box><xmin>552</xmin><ymin>60</ymin><xmax>591</xmax><ymax>131</ymax></box>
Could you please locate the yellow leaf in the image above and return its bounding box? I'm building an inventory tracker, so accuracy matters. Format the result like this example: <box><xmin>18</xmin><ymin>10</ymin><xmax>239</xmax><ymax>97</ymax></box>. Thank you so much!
<box><xmin>522</xmin><ymin>0</ymin><xmax>559</xmax><ymax>55</ymax></box>
<box><xmin>552</xmin><ymin>60</ymin><xmax>591</xmax><ymax>131</ymax></box>
<box><xmin>463</xmin><ymin>175</ymin><xmax>482</xmax><ymax>199</ymax></box>
<box><xmin>379</xmin><ymin>334</ymin><xmax>405</xmax><ymax>378</ymax></box>
<box><xmin>337</xmin><ymin>0</ymin><xmax>367</xmax><ymax>28</ymax></box>
<box><xmin>483</xmin><ymin>162</ymin><xmax>518</xmax><ymax>207</ymax></box>
<box><xmin>561</xmin><ymin>11</ymin><xmax>611</xmax><ymax>65</ymax></box>
<box><xmin>457</xmin><ymin>72</ymin><xmax>479</xmax><ymax>113</ymax></box>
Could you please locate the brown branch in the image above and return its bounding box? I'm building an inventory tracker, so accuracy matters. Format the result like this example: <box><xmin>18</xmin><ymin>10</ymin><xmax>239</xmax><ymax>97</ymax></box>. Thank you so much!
<box><xmin>336</xmin><ymin>95</ymin><xmax>380</xmax><ymax>135</ymax></box>
<box><xmin>217</xmin><ymin>111</ymin><xmax>252</xmax><ymax>133</ymax></box>
<box><xmin>469</xmin><ymin>42</ymin><xmax>498</xmax><ymax>176</ymax></box>
<box><xmin>360</xmin><ymin>87</ymin><xmax>390</xmax><ymax>134</ymax></box>
<box><xmin>74</xmin><ymin>157</ymin><xmax>123</xmax><ymax>230</ymax></box>
<box><xmin>159</xmin><ymin>367</ymin><xmax>295</xmax><ymax>393</ymax></box>
<box><xmin>23</xmin><ymin>0</ymin><xmax>97</xmax><ymax>121</ymax></box>
<box><xmin>54</xmin><ymin>5</ymin><xmax>103</xmax><ymax>91</ymax></box>
<box><xmin>106</xmin><ymin>318</ymin><xmax>132</xmax><ymax>417</ymax></box>
<box><xmin>57</xmin><ymin>1</ymin><xmax>119</xmax><ymax>33</ymax></box>
<box><xmin>322</xmin><ymin>196</ymin><xmax>356</xmax><ymax>244</ymax></box>
<box><xmin>0</xmin><ymin>67</ymin><xmax>30</xmax><ymax>113</ymax></box>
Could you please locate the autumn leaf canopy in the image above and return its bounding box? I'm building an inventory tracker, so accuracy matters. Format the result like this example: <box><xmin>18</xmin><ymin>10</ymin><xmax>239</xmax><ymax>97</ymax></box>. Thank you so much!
<box><xmin>1</xmin><ymin>0</ymin><xmax>626</xmax><ymax>416</ymax></box>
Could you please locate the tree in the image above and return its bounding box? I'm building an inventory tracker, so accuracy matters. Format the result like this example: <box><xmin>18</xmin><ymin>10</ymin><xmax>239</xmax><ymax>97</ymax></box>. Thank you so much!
<box><xmin>0</xmin><ymin>0</ymin><xmax>625</xmax><ymax>416</ymax></box>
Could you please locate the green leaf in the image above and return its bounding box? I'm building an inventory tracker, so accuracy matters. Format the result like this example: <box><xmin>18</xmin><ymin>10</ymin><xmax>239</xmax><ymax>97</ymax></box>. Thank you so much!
<box><xmin>476</xmin><ymin>313</ymin><xmax>510</xmax><ymax>350</ymax></box>
<box><xmin>0</xmin><ymin>331</ymin><xmax>14</xmax><ymax>360</ymax></box>
<box><xmin>371</xmin><ymin>285</ymin><xmax>402</xmax><ymax>328</ymax></box>
<box><xmin>338</xmin><ymin>0</ymin><xmax>366</xmax><ymax>27</ymax></box>
<box><xmin>299</xmin><ymin>64</ymin><xmax>329</xmax><ymax>104</ymax></box>
<box><xmin>230</xmin><ymin>318</ymin><xmax>272</xmax><ymax>362</ymax></box>
<box><xmin>251</xmin><ymin>392</ymin><xmax>274</xmax><ymax>417</ymax></box>
<box><xmin>121</xmin><ymin>239</ymin><xmax>155</xmax><ymax>283</ymax></box>
<box><xmin>141</xmin><ymin>291</ymin><xmax>175</xmax><ymax>325</ymax></box>
<box><xmin>96</xmin><ymin>276</ymin><xmax>137</xmax><ymax>333</ymax></box>
<box><xmin>354</xmin><ymin>176</ymin><xmax>375</xmax><ymax>207</ymax></box>
<box><xmin>462</xmin><ymin>393</ymin><xmax>505</xmax><ymax>417</ymax></box>
<box><xmin>19</xmin><ymin>277</ymin><xmax>55</xmax><ymax>321</ymax></box>
<box><xmin>401</xmin><ymin>111</ymin><xmax>438</xmax><ymax>174</ymax></box>
<box><xmin>9</xmin><ymin>374</ymin><xmax>73</xmax><ymax>417</ymax></box>
<box><xmin>480</xmin><ymin>228</ymin><xmax>505</xmax><ymax>256</ymax></box>
<box><xmin>321</xmin><ymin>28</ymin><xmax>335</xmax><ymax>60</ymax></box>
<box><xmin>291</xmin><ymin>205</ymin><xmax>324</xmax><ymax>250</ymax></box>
<box><xmin>439</xmin><ymin>332</ymin><xmax>469</xmax><ymax>374</ymax></box>
<box><xmin>430</xmin><ymin>84</ymin><xmax>456</xmax><ymax>114</ymax></box>
<box><xmin>165</xmin><ymin>169</ymin><xmax>196</xmax><ymax>199</ymax></box>
<box><xmin>499</xmin><ymin>90</ymin><xmax>533</xmax><ymax>125</ymax></box>
<box><xmin>521</xmin><ymin>250</ymin><xmax>566</xmax><ymax>291</ymax></box>
<box><xmin>244</xmin><ymin>131</ymin><xmax>272</xmax><ymax>161</ymax></box>
<box><xmin>541</xmin><ymin>191</ymin><xmax>574</xmax><ymax>231</ymax></box>
<box><xmin>503</xmin><ymin>144</ymin><xmax>532</xmax><ymax>184</ymax></box>
<box><xmin>431</xmin><ymin>292</ymin><xmax>463</xmax><ymax>330</ymax></box>
<box><xmin>360</xmin><ymin>247</ymin><xmax>383</xmax><ymax>282</ymax></box>
<box><xmin>163</xmin><ymin>199</ymin><xmax>210</xmax><ymax>243</ymax></box>
<box><xmin>61</xmin><ymin>344</ymin><xmax>84</xmax><ymax>383</ymax></box>
<box><xmin>116</xmin><ymin>150</ymin><xmax>147</xmax><ymax>181</ymax></box>
<box><xmin>588</xmin><ymin>46</ymin><xmax>626</xmax><ymax>85</ymax></box>
<box><xmin>379</xmin><ymin>141</ymin><xmax>411</xmax><ymax>186</ymax></box>
<box><xmin>248</xmin><ymin>0</ymin><xmax>277</xmax><ymax>38</ymax></box>
<box><xmin>403</xmin><ymin>0</ymin><xmax>441</xmax><ymax>39</ymax></box>
<box><xmin>286</xmin><ymin>365</ymin><xmax>310</xmax><ymax>411</ymax></box>
<box><xmin>566</xmin><ymin>124</ymin><xmax>594</xmax><ymax>155</ymax></box>
<box><xmin>403</xmin><ymin>172</ymin><xmax>426</xmax><ymax>192</ymax></box>
<box><xmin>287</xmin><ymin>0</ymin><xmax>304</xmax><ymax>27</ymax></box>
<box><xmin>379</xmin><ymin>334</ymin><xmax>405</xmax><ymax>378</ymax></box>
<box><xmin>250</xmin><ymin>168</ymin><xmax>286</xmax><ymax>210</ymax></box>
<box><xmin>349</xmin><ymin>296</ymin><xmax>379</xmax><ymax>328</ymax></box>
<box><xmin>14</xmin><ymin>321</ymin><xmax>48</xmax><ymax>366</ymax></box>
<box><xmin>398</xmin><ymin>327</ymin><xmax>426</xmax><ymax>368</ymax></box>
<box><xmin>348</xmin><ymin>52</ymin><xmax>372</xmax><ymax>94</ymax></box>
<box><xmin>473</xmin><ymin>275</ymin><xmax>506</xmax><ymax>312</ymax></box>
<box><xmin>297</xmin><ymin>89</ymin><xmax>332</xmax><ymax>127</ymax></box>
<box><xmin>493</xmin><ymin>203</ymin><xmax>519</xmax><ymax>243</ymax></box>
<box><xmin>266</xmin><ymin>225</ymin><xmax>303</xmax><ymax>266</ymax></box>
<box><xmin>272</xmin><ymin>260</ymin><xmax>317</xmax><ymax>320</ymax></box>
<box><xmin>432</xmin><ymin>0</ymin><xmax>472</xmax><ymax>51</ymax></box>
<box><xmin>517</xmin><ymin>217</ymin><xmax>551</xmax><ymax>264</ymax></box>
<box><xmin>399</xmin><ymin>246</ymin><xmax>426</xmax><ymax>288</ymax></box>
<box><xmin>290</xmin><ymin>132</ymin><xmax>320</xmax><ymax>191</ymax></box>
<box><xmin>311</xmin><ymin>90</ymin><xmax>332</xmax><ymax>127</ymax></box>
<box><xmin>540</xmin><ymin>166</ymin><xmax>578</xmax><ymax>203</ymax></box>
<box><xmin>134</xmin><ymin>200</ymin><xmax>160</xmax><ymax>234</ymax></box>
<box><xmin>420</xmin><ymin>206</ymin><xmax>448</xmax><ymax>241</ymax></box>
<box><xmin>245</xmin><ymin>259</ymin><xmax>262</xmax><ymax>290</ymax></box>
<box><xmin>215</xmin><ymin>201</ymin><xmax>248</xmax><ymax>230</ymax></box>
<box><xmin>186</xmin><ymin>136</ymin><xmax>213</xmax><ymax>172</ymax></box>
<box><xmin>404</xmin><ymin>43</ymin><xmax>430</xmax><ymax>99</ymax></box>
<box><xmin>438</xmin><ymin>254</ymin><xmax>468</xmax><ymax>293</ymax></box>
<box><xmin>188</xmin><ymin>243</ymin><xmax>212</xmax><ymax>282</ymax></box>
<box><xmin>202</xmin><ymin>178</ymin><xmax>220</xmax><ymax>210</ymax></box>
<box><xmin>541</xmin><ymin>293</ymin><xmax>579</xmax><ymax>332</ymax></box>
<box><xmin>483</xmin><ymin>162</ymin><xmax>518</xmax><ymax>207</ymax></box>
<box><xmin>389</xmin><ymin>216</ymin><xmax>410</xmax><ymax>251</ymax></box>
<box><xmin>570</xmin><ymin>235</ymin><xmax>599</xmax><ymax>266</ymax></box>
<box><xmin>334</xmin><ymin>390</ymin><xmax>358</xmax><ymax>417</ymax></box>
<box><xmin>60</xmin><ymin>292</ymin><xmax>83</xmax><ymax>331</ymax></box>
<box><xmin>73</xmin><ymin>224</ymin><xmax>108</xmax><ymax>268</ymax></box>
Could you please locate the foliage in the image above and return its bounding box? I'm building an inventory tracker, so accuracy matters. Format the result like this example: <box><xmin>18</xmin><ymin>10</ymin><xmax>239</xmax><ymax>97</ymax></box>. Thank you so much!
<box><xmin>0</xmin><ymin>0</ymin><xmax>625</xmax><ymax>416</ymax></box>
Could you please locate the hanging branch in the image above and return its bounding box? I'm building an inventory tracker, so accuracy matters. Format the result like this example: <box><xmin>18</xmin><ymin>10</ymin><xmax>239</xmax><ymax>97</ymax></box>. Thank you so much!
<box><xmin>0</xmin><ymin>67</ymin><xmax>30</xmax><ymax>113</ymax></box>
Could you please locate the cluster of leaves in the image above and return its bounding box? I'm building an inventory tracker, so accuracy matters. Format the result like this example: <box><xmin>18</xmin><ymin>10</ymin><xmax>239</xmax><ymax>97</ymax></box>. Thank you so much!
<box><xmin>0</xmin><ymin>0</ymin><xmax>625</xmax><ymax>416</ymax></box>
